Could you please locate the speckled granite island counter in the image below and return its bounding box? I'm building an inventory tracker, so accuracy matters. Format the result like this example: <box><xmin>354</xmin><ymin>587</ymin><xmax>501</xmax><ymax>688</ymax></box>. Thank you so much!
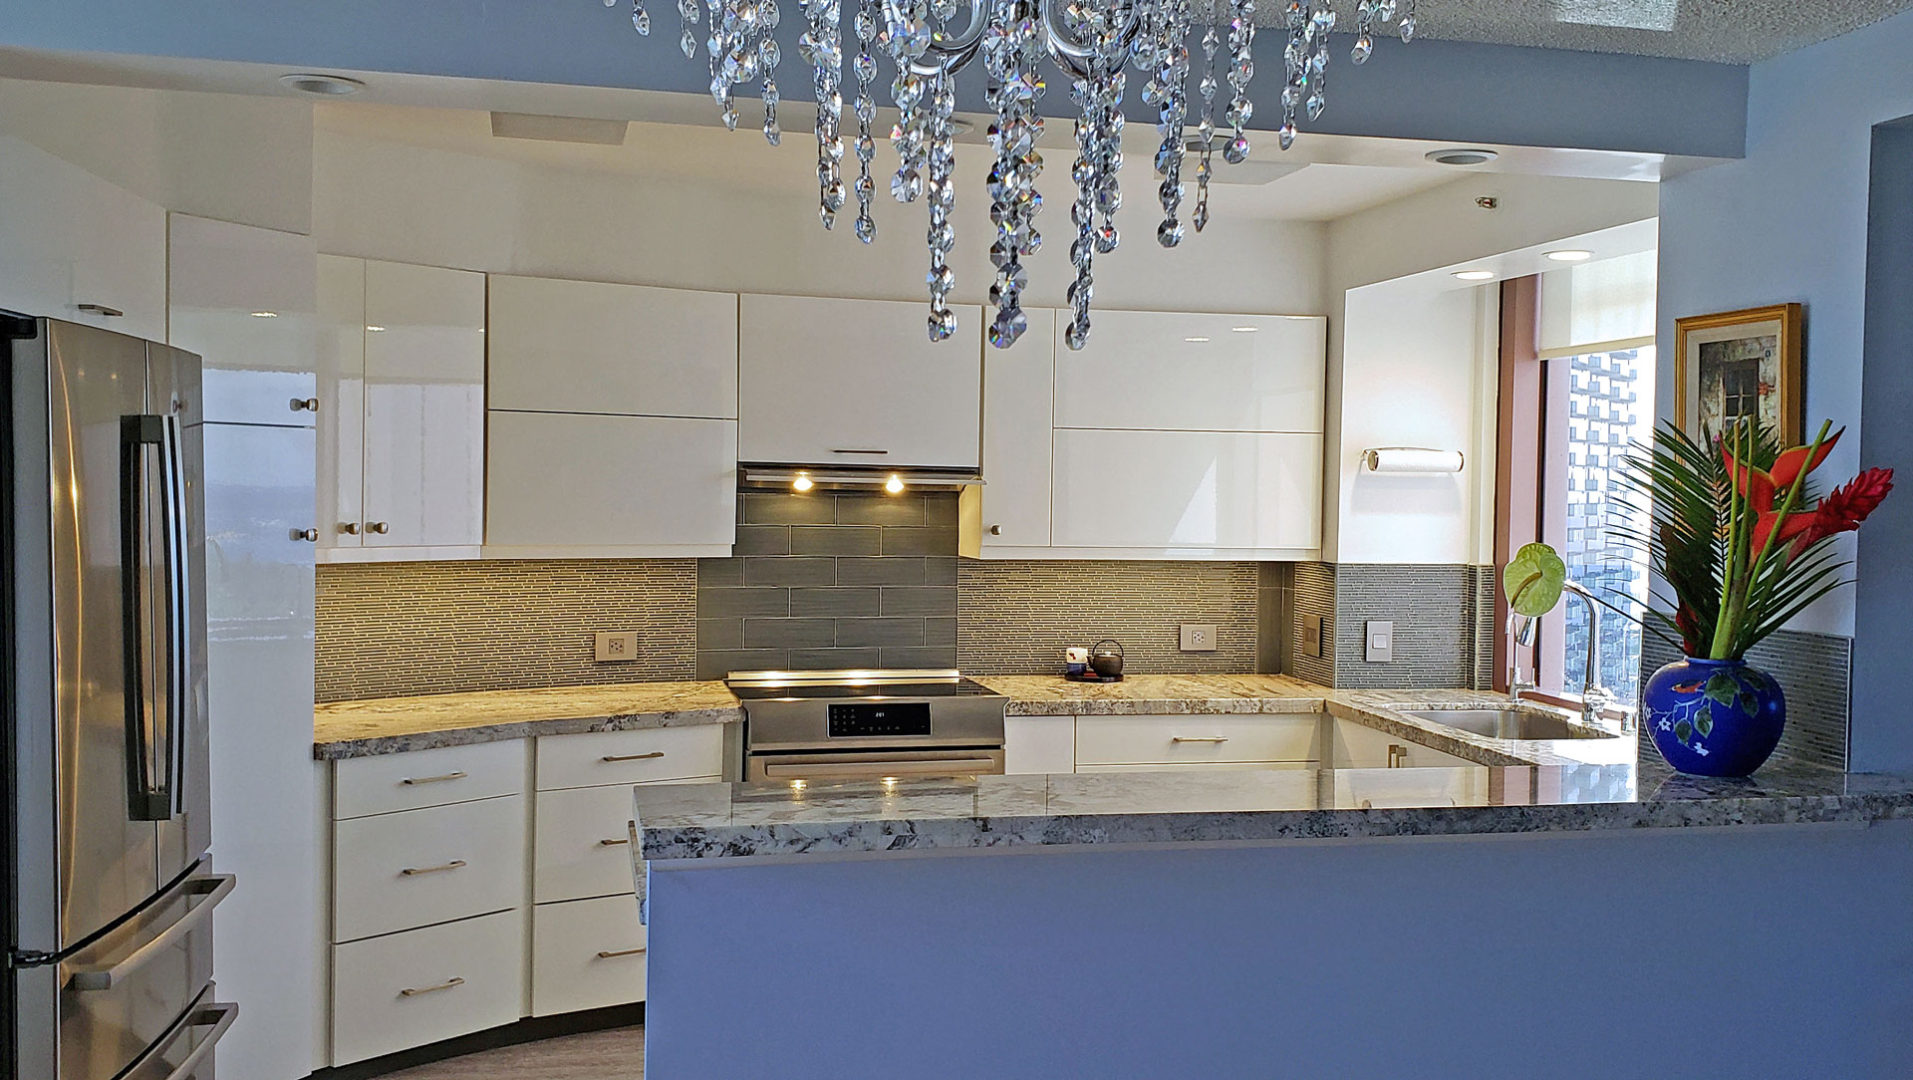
<box><xmin>312</xmin><ymin>680</ymin><xmax>743</xmax><ymax>759</ymax></box>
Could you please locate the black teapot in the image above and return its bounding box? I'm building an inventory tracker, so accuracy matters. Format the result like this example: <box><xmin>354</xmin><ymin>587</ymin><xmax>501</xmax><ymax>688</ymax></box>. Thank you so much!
<box><xmin>1089</xmin><ymin>639</ymin><xmax>1125</xmax><ymax>678</ymax></box>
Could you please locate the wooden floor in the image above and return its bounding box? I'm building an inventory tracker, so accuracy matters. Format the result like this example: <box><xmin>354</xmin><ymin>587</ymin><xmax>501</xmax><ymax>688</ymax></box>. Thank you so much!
<box><xmin>383</xmin><ymin>1025</ymin><xmax>644</xmax><ymax>1079</ymax></box>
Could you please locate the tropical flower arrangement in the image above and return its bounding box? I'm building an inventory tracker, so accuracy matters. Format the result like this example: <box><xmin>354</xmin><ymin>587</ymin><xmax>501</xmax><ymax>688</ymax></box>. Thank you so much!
<box><xmin>1617</xmin><ymin>417</ymin><xmax>1893</xmax><ymax>775</ymax></box>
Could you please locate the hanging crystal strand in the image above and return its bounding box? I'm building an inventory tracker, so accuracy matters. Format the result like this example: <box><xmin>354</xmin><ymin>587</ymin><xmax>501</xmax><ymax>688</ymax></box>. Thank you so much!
<box><xmin>1304</xmin><ymin>1</ymin><xmax>1335</xmax><ymax>123</ymax></box>
<box><xmin>1192</xmin><ymin>24</ymin><xmax>1219</xmax><ymax>232</ymax></box>
<box><xmin>760</xmin><ymin>0</ymin><xmax>783</xmax><ymax>144</ymax></box>
<box><xmin>1093</xmin><ymin>66</ymin><xmax>1125</xmax><ymax>257</ymax></box>
<box><xmin>1279</xmin><ymin>1</ymin><xmax>1305</xmax><ymax>150</ymax></box>
<box><xmin>885</xmin><ymin>0</ymin><xmax>932</xmax><ymax>205</ymax></box>
<box><xmin>1224</xmin><ymin>0</ymin><xmax>1256</xmax><ymax>160</ymax></box>
<box><xmin>1151</xmin><ymin>0</ymin><xmax>1191</xmax><ymax>247</ymax></box>
<box><xmin>1398</xmin><ymin>0</ymin><xmax>1418</xmax><ymax>42</ymax></box>
<box><xmin>799</xmin><ymin>0</ymin><xmax>846</xmax><ymax>228</ymax></box>
<box><xmin>679</xmin><ymin>0</ymin><xmax>701</xmax><ymax>58</ymax></box>
<box><xmin>1064</xmin><ymin>12</ymin><xmax>1123</xmax><ymax>351</ymax></box>
<box><xmin>983</xmin><ymin>0</ymin><xmax>1045</xmax><ymax>348</ymax></box>
<box><xmin>1351</xmin><ymin>0</ymin><xmax>1374</xmax><ymax>63</ymax></box>
<box><xmin>707</xmin><ymin>0</ymin><xmax>740</xmax><ymax>131</ymax></box>
<box><xmin>851</xmin><ymin>0</ymin><xmax>879</xmax><ymax>239</ymax></box>
<box><xmin>632</xmin><ymin>0</ymin><xmax>652</xmax><ymax>35</ymax></box>
<box><xmin>924</xmin><ymin>65</ymin><xmax>959</xmax><ymax>341</ymax></box>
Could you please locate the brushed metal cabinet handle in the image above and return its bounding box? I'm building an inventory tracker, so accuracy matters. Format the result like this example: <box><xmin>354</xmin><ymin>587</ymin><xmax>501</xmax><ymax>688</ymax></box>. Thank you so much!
<box><xmin>76</xmin><ymin>303</ymin><xmax>125</xmax><ymax>317</ymax></box>
<box><xmin>290</xmin><ymin>397</ymin><xmax>320</xmax><ymax>412</ymax></box>
<box><xmin>1171</xmin><ymin>736</ymin><xmax>1230</xmax><ymax>743</ymax></box>
<box><xmin>339</xmin><ymin>521</ymin><xmax>361</xmax><ymax>535</ymax></box>
<box><xmin>595</xmin><ymin>947</ymin><xmax>646</xmax><ymax>959</ymax></box>
<box><xmin>601</xmin><ymin>751</ymin><xmax>665</xmax><ymax>763</ymax></box>
<box><xmin>290</xmin><ymin>528</ymin><xmax>319</xmax><ymax>542</ymax></box>
<box><xmin>366</xmin><ymin>521</ymin><xmax>391</xmax><ymax>535</ymax></box>
<box><xmin>599</xmin><ymin>836</ymin><xmax>631</xmax><ymax>847</ymax></box>
<box><xmin>399</xmin><ymin>976</ymin><xmax>465</xmax><ymax>997</ymax></box>
<box><xmin>400</xmin><ymin>770</ymin><xmax>466</xmax><ymax>785</ymax></box>
<box><xmin>989</xmin><ymin>524</ymin><xmax>1003</xmax><ymax>535</ymax></box>
<box><xmin>399</xmin><ymin>859</ymin><xmax>467</xmax><ymax>876</ymax></box>
<box><xmin>829</xmin><ymin>448</ymin><xmax>889</xmax><ymax>455</ymax></box>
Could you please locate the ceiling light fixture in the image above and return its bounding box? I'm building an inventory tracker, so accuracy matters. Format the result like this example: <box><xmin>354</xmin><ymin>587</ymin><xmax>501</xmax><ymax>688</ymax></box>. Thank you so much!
<box><xmin>598</xmin><ymin>0</ymin><xmax>1420</xmax><ymax>351</ymax></box>
<box><xmin>278</xmin><ymin>73</ymin><xmax>365</xmax><ymax>97</ymax></box>
<box><xmin>792</xmin><ymin>471</ymin><xmax>815</xmax><ymax>492</ymax></box>
<box><xmin>1230</xmin><ymin>326</ymin><xmax>1258</xmax><ymax>333</ymax></box>
<box><xmin>884</xmin><ymin>474</ymin><xmax>906</xmax><ymax>495</ymax></box>
<box><xmin>250</xmin><ymin>311</ymin><xmax>279</xmax><ymax>318</ymax></box>
<box><xmin>364</xmin><ymin>325</ymin><xmax>386</xmax><ymax>333</ymax></box>
<box><xmin>1546</xmin><ymin>249</ymin><xmax>1595</xmax><ymax>262</ymax></box>
<box><xmin>1426</xmin><ymin>147</ymin><xmax>1499</xmax><ymax>166</ymax></box>
<box><xmin>1453</xmin><ymin>270</ymin><xmax>1497</xmax><ymax>281</ymax></box>
<box><xmin>1185</xmin><ymin>336</ymin><xmax>1210</xmax><ymax>343</ymax></box>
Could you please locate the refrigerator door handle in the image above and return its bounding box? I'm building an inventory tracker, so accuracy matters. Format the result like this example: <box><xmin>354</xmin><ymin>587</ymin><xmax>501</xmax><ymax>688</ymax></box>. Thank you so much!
<box><xmin>65</xmin><ymin>873</ymin><xmax>235</xmax><ymax>992</ymax></box>
<box><xmin>119</xmin><ymin>999</ymin><xmax>239</xmax><ymax>1080</ymax></box>
<box><xmin>119</xmin><ymin>413</ymin><xmax>179</xmax><ymax>821</ymax></box>
<box><xmin>161</xmin><ymin>412</ymin><xmax>191</xmax><ymax>817</ymax></box>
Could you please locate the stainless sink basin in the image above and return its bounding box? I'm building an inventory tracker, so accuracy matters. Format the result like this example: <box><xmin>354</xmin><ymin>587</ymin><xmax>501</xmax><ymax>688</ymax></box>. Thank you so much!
<box><xmin>1405</xmin><ymin>708</ymin><xmax>1619</xmax><ymax>741</ymax></box>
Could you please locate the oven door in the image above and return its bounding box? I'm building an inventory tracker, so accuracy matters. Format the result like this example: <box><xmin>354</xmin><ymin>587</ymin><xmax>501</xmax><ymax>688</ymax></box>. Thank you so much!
<box><xmin>746</xmin><ymin>747</ymin><xmax>1006</xmax><ymax>783</ymax></box>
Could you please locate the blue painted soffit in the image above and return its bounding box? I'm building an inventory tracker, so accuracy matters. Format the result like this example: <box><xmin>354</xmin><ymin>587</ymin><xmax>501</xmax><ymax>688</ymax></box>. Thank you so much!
<box><xmin>0</xmin><ymin>0</ymin><xmax>1748</xmax><ymax>159</ymax></box>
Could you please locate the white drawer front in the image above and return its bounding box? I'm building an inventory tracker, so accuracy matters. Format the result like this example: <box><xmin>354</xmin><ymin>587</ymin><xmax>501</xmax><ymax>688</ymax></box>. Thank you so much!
<box><xmin>333</xmin><ymin>794</ymin><xmax>527</xmax><ymax>942</ymax></box>
<box><xmin>331</xmin><ymin>909</ymin><xmax>525</xmax><ymax>1067</ymax></box>
<box><xmin>1075</xmin><ymin>715</ymin><xmax>1324</xmax><ymax>766</ymax></box>
<box><xmin>535</xmin><ymin>726</ymin><xmax>726</xmax><ymax>791</ymax></box>
<box><xmin>334</xmin><ymin>740</ymin><xmax>527</xmax><ymax>820</ymax></box>
<box><xmin>531</xmin><ymin>896</ymin><xmax>648</xmax><ymax>1017</ymax></box>
<box><xmin>534</xmin><ymin>776</ymin><xmax>718</xmax><ymax>903</ymax></box>
<box><xmin>1075</xmin><ymin>761</ymin><xmax>1315</xmax><ymax>773</ymax></box>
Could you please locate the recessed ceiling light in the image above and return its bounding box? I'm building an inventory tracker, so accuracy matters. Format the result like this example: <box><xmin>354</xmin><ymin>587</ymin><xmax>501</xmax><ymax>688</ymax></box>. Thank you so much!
<box><xmin>1546</xmin><ymin>249</ymin><xmax>1595</xmax><ymax>262</ymax></box>
<box><xmin>1426</xmin><ymin>148</ymin><xmax>1498</xmax><ymax>166</ymax></box>
<box><xmin>1231</xmin><ymin>326</ymin><xmax>1258</xmax><ymax>333</ymax></box>
<box><xmin>279</xmin><ymin>73</ymin><xmax>365</xmax><ymax>97</ymax></box>
<box><xmin>365</xmin><ymin>325</ymin><xmax>386</xmax><ymax>332</ymax></box>
<box><xmin>250</xmin><ymin>311</ymin><xmax>278</xmax><ymax>318</ymax></box>
<box><xmin>1453</xmin><ymin>270</ymin><xmax>1497</xmax><ymax>281</ymax></box>
<box><xmin>1184</xmin><ymin>336</ymin><xmax>1210</xmax><ymax>343</ymax></box>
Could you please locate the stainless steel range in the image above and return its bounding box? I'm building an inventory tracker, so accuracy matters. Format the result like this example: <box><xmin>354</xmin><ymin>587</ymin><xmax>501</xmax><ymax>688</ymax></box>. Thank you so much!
<box><xmin>729</xmin><ymin>670</ymin><xmax>1008</xmax><ymax>783</ymax></box>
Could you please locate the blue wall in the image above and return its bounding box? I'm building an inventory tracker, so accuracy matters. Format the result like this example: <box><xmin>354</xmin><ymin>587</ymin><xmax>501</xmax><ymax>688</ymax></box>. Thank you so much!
<box><xmin>646</xmin><ymin>823</ymin><xmax>1913</xmax><ymax>1078</ymax></box>
<box><xmin>1658</xmin><ymin>8</ymin><xmax>1913</xmax><ymax>769</ymax></box>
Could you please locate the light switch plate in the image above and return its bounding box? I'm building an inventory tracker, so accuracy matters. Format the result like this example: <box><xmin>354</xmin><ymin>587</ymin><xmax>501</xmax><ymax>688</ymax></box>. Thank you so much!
<box><xmin>595</xmin><ymin>631</ymin><xmax>640</xmax><ymax>662</ymax></box>
<box><xmin>1303</xmin><ymin>615</ymin><xmax>1324</xmax><ymax>658</ymax></box>
<box><xmin>1179</xmin><ymin>624</ymin><xmax>1219</xmax><ymax>652</ymax></box>
<box><xmin>1365</xmin><ymin>620</ymin><xmax>1394</xmax><ymax>663</ymax></box>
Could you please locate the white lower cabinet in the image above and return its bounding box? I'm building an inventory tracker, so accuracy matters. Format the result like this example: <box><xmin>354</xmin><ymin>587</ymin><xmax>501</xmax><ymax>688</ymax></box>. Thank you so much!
<box><xmin>332</xmin><ymin>793</ymin><xmax>528</xmax><ymax>943</ymax></box>
<box><xmin>534</xmin><ymin>775</ymin><xmax>718</xmax><ymax>904</ymax></box>
<box><xmin>532</xmin><ymin>896</ymin><xmax>649</xmax><ymax>1017</ymax></box>
<box><xmin>331</xmin><ymin>909</ymin><xmax>526</xmax><ymax>1066</ymax></box>
<box><xmin>1075</xmin><ymin>714</ymin><xmax>1325</xmax><ymax>767</ymax></box>
<box><xmin>1004</xmin><ymin>716</ymin><xmax>1075</xmax><ymax>775</ymax></box>
<box><xmin>1331</xmin><ymin>717</ymin><xmax>1477</xmax><ymax>769</ymax></box>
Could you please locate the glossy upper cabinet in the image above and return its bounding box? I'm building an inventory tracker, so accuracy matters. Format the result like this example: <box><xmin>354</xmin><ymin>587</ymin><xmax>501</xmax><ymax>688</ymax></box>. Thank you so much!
<box><xmin>738</xmin><ymin>294</ymin><xmax>982</xmax><ymax>468</ymax></box>
<box><xmin>316</xmin><ymin>256</ymin><xmax>484</xmax><ymax>560</ymax></box>
<box><xmin>1053</xmin><ymin>312</ymin><xmax>1326</xmax><ymax>432</ymax></box>
<box><xmin>488</xmin><ymin>275</ymin><xmax>737</xmax><ymax>418</ymax></box>
<box><xmin>960</xmin><ymin>309</ymin><xmax>1054</xmax><ymax>555</ymax></box>
<box><xmin>1050</xmin><ymin>429</ymin><xmax>1322</xmax><ymax>554</ymax></box>
<box><xmin>168</xmin><ymin>214</ymin><xmax>319</xmax><ymax>426</ymax></box>
<box><xmin>0</xmin><ymin>135</ymin><xmax>166</xmax><ymax>341</ymax></box>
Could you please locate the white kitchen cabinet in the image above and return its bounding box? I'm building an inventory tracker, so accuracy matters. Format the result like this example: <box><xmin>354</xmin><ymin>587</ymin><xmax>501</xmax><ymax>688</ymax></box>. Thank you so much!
<box><xmin>532</xmin><ymin>896</ymin><xmax>648</xmax><ymax>1018</ymax></box>
<box><xmin>1050</xmin><ymin>429</ymin><xmax>1322</xmax><ymax>556</ymax></box>
<box><xmin>315</xmin><ymin>256</ymin><xmax>485</xmax><ymax>561</ymax></box>
<box><xmin>168</xmin><ymin>214</ymin><xmax>319</xmax><ymax>425</ymax></box>
<box><xmin>1331</xmin><ymin>717</ymin><xmax>1479</xmax><ymax>769</ymax></box>
<box><xmin>316</xmin><ymin>255</ymin><xmax>367</xmax><ymax>554</ymax></box>
<box><xmin>1053</xmin><ymin>311</ymin><xmax>1326</xmax><ymax>433</ymax></box>
<box><xmin>961</xmin><ymin>309</ymin><xmax>1055</xmax><ymax>557</ymax></box>
<box><xmin>738</xmin><ymin>294</ymin><xmax>982</xmax><ymax>468</ymax></box>
<box><xmin>534</xmin><ymin>726</ymin><xmax>729</xmax><ymax>791</ymax></box>
<box><xmin>485</xmin><ymin>410</ymin><xmax>737</xmax><ymax>556</ymax></box>
<box><xmin>331</xmin><ymin>909</ymin><xmax>526</xmax><ymax>1066</ymax></box>
<box><xmin>0</xmin><ymin>135</ymin><xmax>165</xmax><ymax>341</ymax></box>
<box><xmin>332</xmin><ymin>793</ymin><xmax>528</xmax><ymax>942</ymax></box>
<box><xmin>1004</xmin><ymin>716</ymin><xmax>1075</xmax><ymax>775</ymax></box>
<box><xmin>334</xmin><ymin>738</ymin><xmax>529</xmax><ymax>820</ymax></box>
<box><xmin>1075</xmin><ymin>714</ymin><xmax>1325</xmax><ymax>767</ymax></box>
<box><xmin>534</xmin><ymin>774</ymin><xmax>719</xmax><ymax>904</ymax></box>
<box><xmin>487</xmin><ymin>275</ymin><xmax>738</xmax><ymax>418</ymax></box>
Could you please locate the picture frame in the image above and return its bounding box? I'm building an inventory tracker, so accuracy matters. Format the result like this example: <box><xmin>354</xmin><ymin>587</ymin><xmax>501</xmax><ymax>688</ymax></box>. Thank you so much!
<box><xmin>1674</xmin><ymin>303</ymin><xmax>1804</xmax><ymax>446</ymax></box>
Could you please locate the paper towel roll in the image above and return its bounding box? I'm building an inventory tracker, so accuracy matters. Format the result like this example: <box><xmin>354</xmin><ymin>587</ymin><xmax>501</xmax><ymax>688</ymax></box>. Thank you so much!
<box><xmin>1363</xmin><ymin>448</ymin><xmax>1465</xmax><ymax>474</ymax></box>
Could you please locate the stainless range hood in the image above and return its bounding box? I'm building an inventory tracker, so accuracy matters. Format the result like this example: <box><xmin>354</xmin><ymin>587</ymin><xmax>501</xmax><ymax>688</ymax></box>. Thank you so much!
<box><xmin>738</xmin><ymin>463</ymin><xmax>984</xmax><ymax>492</ymax></box>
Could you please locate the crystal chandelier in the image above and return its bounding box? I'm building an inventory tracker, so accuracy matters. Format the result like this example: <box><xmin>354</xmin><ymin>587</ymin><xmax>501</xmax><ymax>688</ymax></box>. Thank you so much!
<box><xmin>603</xmin><ymin>0</ymin><xmax>1418</xmax><ymax>347</ymax></box>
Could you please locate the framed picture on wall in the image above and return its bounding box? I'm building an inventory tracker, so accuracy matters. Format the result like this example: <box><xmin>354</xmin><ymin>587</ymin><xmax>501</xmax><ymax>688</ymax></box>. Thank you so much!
<box><xmin>1674</xmin><ymin>303</ymin><xmax>1805</xmax><ymax>445</ymax></box>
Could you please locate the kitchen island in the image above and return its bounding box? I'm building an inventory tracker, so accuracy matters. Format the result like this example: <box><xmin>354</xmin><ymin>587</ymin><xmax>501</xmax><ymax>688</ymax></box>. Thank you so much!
<box><xmin>632</xmin><ymin>761</ymin><xmax>1913</xmax><ymax>1079</ymax></box>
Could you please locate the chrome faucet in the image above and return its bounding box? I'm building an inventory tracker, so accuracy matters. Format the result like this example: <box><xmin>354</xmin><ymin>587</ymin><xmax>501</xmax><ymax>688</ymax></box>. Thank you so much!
<box><xmin>1505</xmin><ymin>609</ymin><xmax>1542</xmax><ymax>707</ymax></box>
<box><xmin>1505</xmin><ymin>583</ymin><xmax>1635</xmax><ymax>734</ymax></box>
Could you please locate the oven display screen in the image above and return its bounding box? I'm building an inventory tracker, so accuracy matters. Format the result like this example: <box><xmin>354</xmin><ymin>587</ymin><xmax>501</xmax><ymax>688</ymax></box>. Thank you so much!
<box><xmin>828</xmin><ymin>702</ymin><xmax>932</xmax><ymax>738</ymax></box>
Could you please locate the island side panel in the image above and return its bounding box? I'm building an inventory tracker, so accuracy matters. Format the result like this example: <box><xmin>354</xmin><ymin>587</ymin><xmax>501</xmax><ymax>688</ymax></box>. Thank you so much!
<box><xmin>645</xmin><ymin>821</ymin><xmax>1913</xmax><ymax>1079</ymax></box>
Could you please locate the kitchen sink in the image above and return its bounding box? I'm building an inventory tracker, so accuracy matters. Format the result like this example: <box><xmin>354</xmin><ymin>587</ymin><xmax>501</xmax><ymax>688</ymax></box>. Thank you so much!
<box><xmin>1405</xmin><ymin>708</ymin><xmax>1619</xmax><ymax>741</ymax></box>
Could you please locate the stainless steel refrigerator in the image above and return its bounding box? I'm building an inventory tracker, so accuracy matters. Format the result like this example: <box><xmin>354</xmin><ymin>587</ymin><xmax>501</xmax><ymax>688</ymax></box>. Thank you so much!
<box><xmin>4</xmin><ymin>315</ymin><xmax>235</xmax><ymax>1080</ymax></box>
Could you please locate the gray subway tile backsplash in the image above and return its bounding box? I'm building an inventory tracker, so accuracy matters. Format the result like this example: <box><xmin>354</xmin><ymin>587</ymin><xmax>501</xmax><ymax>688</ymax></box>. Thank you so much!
<box><xmin>790</xmin><ymin>525</ymin><xmax>882</xmax><ymax>556</ymax></box>
<box><xmin>836</xmin><ymin>617</ymin><xmax>929</xmax><ymax>648</ymax></box>
<box><xmin>880</xmin><ymin>586</ymin><xmax>960</xmax><ymax>616</ymax></box>
<box><xmin>695</xmin><ymin>587</ymin><xmax>789</xmax><ymax>619</ymax></box>
<box><xmin>836</xmin><ymin>557</ymin><xmax>931</xmax><ymax>586</ymax></box>
<box><xmin>790</xmin><ymin>587</ymin><xmax>883</xmax><ymax>618</ymax></box>
<box><xmin>743</xmin><ymin>556</ymin><xmax>837</xmax><ymax>587</ymax></box>
<box><xmin>882</xmin><ymin>526</ymin><xmax>959</xmax><ymax>556</ymax></box>
<box><xmin>742</xmin><ymin>617</ymin><xmax>838</xmax><ymax>649</ymax></box>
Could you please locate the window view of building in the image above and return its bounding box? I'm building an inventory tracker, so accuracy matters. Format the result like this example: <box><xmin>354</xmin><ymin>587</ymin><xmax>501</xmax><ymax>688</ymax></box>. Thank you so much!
<box><xmin>1562</xmin><ymin>345</ymin><xmax>1656</xmax><ymax>702</ymax></box>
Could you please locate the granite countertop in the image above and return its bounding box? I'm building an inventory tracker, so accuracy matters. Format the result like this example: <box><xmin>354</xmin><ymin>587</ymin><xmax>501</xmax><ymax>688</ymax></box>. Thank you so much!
<box><xmin>632</xmin><ymin>758</ymin><xmax>1913</xmax><ymax>862</ymax></box>
<box><xmin>974</xmin><ymin>674</ymin><xmax>1327</xmax><ymax>715</ymax></box>
<box><xmin>313</xmin><ymin>681</ymin><xmax>743</xmax><ymax>759</ymax></box>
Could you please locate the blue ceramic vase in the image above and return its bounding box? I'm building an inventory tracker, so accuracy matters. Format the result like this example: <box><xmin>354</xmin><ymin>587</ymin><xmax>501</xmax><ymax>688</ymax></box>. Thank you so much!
<box><xmin>1643</xmin><ymin>657</ymin><xmax>1786</xmax><ymax>777</ymax></box>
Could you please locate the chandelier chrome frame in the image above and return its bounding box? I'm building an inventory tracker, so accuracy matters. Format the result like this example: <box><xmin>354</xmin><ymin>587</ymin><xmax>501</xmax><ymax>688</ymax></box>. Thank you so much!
<box><xmin>604</xmin><ymin>0</ymin><xmax>1419</xmax><ymax>348</ymax></box>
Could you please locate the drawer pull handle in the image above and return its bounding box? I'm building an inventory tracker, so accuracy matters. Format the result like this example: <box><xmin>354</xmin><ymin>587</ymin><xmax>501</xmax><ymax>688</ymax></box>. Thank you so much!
<box><xmin>596</xmin><ymin>946</ymin><xmax>646</xmax><ymax>959</ymax></box>
<box><xmin>599</xmin><ymin>837</ymin><xmax>631</xmax><ymax>847</ymax></box>
<box><xmin>1171</xmin><ymin>736</ymin><xmax>1230</xmax><ymax>743</ymax></box>
<box><xmin>399</xmin><ymin>977</ymin><xmax>466</xmax><ymax>997</ymax></box>
<box><xmin>400</xmin><ymin>771</ymin><xmax>467</xmax><ymax>786</ymax></box>
<box><xmin>399</xmin><ymin>860</ymin><xmax>467</xmax><ymax>876</ymax></box>
<box><xmin>601</xmin><ymin>751</ymin><xmax>666</xmax><ymax>763</ymax></box>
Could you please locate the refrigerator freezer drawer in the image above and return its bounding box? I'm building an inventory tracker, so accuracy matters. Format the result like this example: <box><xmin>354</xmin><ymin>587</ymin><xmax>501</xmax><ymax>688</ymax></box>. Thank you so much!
<box><xmin>117</xmin><ymin>987</ymin><xmax>237</xmax><ymax>1080</ymax></box>
<box><xmin>331</xmin><ymin>909</ymin><xmax>526</xmax><ymax>1066</ymax></box>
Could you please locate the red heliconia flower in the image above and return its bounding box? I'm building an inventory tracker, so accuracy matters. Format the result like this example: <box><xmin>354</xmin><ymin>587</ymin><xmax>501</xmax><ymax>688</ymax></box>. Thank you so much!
<box><xmin>1675</xmin><ymin>602</ymin><xmax>1702</xmax><ymax>656</ymax></box>
<box><xmin>1779</xmin><ymin>467</ymin><xmax>1896</xmax><ymax>557</ymax></box>
<box><xmin>1721</xmin><ymin>429</ymin><xmax>1849</xmax><ymax>554</ymax></box>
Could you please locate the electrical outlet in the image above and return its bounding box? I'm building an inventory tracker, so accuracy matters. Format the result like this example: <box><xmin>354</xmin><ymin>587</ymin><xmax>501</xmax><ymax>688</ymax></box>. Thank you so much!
<box><xmin>1179</xmin><ymin>624</ymin><xmax>1219</xmax><ymax>652</ymax></box>
<box><xmin>1365</xmin><ymin>620</ymin><xmax>1394</xmax><ymax>663</ymax></box>
<box><xmin>1303</xmin><ymin>615</ymin><xmax>1324</xmax><ymax>658</ymax></box>
<box><xmin>595</xmin><ymin>631</ymin><xmax>640</xmax><ymax>662</ymax></box>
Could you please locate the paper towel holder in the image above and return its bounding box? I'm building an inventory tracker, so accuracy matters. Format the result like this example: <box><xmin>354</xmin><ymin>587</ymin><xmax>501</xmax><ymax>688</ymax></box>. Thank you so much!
<box><xmin>1363</xmin><ymin>447</ymin><xmax>1466</xmax><ymax>474</ymax></box>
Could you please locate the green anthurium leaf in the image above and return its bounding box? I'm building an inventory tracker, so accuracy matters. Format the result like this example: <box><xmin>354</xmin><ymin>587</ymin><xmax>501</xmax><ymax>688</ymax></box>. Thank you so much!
<box><xmin>1674</xmin><ymin>719</ymin><xmax>1694</xmax><ymax>743</ymax></box>
<box><xmin>1704</xmin><ymin>673</ymin><xmax>1738</xmax><ymax>706</ymax></box>
<box><xmin>1504</xmin><ymin>543</ymin><xmax>1567</xmax><ymax>618</ymax></box>
<box><xmin>1696</xmin><ymin>707</ymin><xmax>1714</xmax><ymax>738</ymax></box>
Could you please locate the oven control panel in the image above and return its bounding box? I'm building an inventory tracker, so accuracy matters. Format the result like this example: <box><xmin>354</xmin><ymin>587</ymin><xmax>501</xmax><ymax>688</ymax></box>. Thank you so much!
<box><xmin>828</xmin><ymin>702</ymin><xmax>933</xmax><ymax>738</ymax></box>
